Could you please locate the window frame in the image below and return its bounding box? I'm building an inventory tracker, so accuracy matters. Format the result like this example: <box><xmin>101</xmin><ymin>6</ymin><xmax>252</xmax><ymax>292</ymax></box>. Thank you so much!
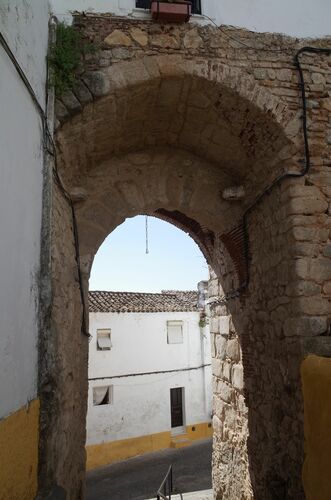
<box><xmin>96</xmin><ymin>328</ymin><xmax>112</xmax><ymax>351</ymax></box>
<box><xmin>167</xmin><ymin>320</ymin><xmax>184</xmax><ymax>344</ymax></box>
<box><xmin>92</xmin><ymin>385</ymin><xmax>113</xmax><ymax>406</ymax></box>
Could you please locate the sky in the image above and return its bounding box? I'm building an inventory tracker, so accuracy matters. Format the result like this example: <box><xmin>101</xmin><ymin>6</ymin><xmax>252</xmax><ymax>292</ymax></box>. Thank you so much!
<box><xmin>89</xmin><ymin>215</ymin><xmax>209</xmax><ymax>293</ymax></box>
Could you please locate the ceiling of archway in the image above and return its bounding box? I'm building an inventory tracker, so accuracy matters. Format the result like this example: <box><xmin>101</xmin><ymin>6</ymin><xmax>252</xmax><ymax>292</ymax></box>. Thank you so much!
<box><xmin>57</xmin><ymin>74</ymin><xmax>290</xmax><ymax>192</ymax></box>
<box><xmin>72</xmin><ymin>147</ymin><xmax>243</xmax><ymax>271</ymax></box>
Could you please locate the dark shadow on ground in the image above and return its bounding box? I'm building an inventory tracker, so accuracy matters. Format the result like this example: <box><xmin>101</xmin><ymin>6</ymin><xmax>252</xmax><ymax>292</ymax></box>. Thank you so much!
<box><xmin>86</xmin><ymin>438</ymin><xmax>212</xmax><ymax>500</ymax></box>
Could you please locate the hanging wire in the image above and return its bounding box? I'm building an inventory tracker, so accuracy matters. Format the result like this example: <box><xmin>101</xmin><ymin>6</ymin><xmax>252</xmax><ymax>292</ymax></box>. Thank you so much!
<box><xmin>145</xmin><ymin>215</ymin><xmax>149</xmax><ymax>254</ymax></box>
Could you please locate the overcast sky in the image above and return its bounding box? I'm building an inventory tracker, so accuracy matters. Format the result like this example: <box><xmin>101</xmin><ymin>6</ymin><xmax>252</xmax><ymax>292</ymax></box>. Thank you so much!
<box><xmin>89</xmin><ymin>215</ymin><xmax>208</xmax><ymax>293</ymax></box>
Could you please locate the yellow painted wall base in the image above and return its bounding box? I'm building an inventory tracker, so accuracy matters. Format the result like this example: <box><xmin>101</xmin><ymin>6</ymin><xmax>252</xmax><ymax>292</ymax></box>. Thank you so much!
<box><xmin>301</xmin><ymin>355</ymin><xmax>331</xmax><ymax>500</ymax></box>
<box><xmin>0</xmin><ymin>399</ymin><xmax>39</xmax><ymax>500</ymax></box>
<box><xmin>86</xmin><ymin>422</ymin><xmax>213</xmax><ymax>470</ymax></box>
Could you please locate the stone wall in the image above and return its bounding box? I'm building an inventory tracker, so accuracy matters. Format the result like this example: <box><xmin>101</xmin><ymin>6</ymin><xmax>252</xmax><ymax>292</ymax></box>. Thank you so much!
<box><xmin>209</xmin><ymin>272</ymin><xmax>252</xmax><ymax>499</ymax></box>
<box><xmin>45</xmin><ymin>14</ymin><xmax>331</xmax><ymax>499</ymax></box>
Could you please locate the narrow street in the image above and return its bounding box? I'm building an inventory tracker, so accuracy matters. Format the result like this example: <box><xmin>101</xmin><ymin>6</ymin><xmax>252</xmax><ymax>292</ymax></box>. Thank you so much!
<box><xmin>86</xmin><ymin>438</ymin><xmax>212</xmax><ymax>500</ymax></box>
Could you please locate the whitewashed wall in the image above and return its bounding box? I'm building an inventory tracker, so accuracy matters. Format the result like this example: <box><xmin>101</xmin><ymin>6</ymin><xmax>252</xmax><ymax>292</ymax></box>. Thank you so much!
<box><xmin>0</xmin><ymin>0</ymin><xmax>49</xmax><ymax>419</ymax></box>
<box><xmin>50</xmin><ymin>0</ymin><xmax>331</xmax><ymax>38</ymax></box>
<box><xmin>87</xmin><ymin>311</ymin><xmax>212</xmax><ymax>445</ymax></box>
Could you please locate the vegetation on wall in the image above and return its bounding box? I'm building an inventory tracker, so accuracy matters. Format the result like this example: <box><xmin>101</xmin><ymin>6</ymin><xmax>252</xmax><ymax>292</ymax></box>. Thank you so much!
<box><xmin>48</xmin><ymin>23</ymin><xmax>94</xmax><ymax>96</ymax></box>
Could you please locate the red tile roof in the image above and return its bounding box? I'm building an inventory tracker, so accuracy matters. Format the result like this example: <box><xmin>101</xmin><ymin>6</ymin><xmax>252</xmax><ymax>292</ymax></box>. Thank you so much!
<box><xmin>88</xmin><ymin>290</ymin><xmax>199</xmax><ymax>313</ymax></box>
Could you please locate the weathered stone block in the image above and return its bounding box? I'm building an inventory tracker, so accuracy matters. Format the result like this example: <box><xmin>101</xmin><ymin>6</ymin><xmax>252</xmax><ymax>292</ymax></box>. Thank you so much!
<box><xmin>73</xmin><ymin>80</ymin><xmax>93</xmax><ymax>105</ymax></box>
<box><xmin>104</xmin><ymin>30</ymin><xmax>132</xmax><ymax>47</ymax></box>
<box><xmin>284</xmin><ymin>316</ymin><xmax>328</xmax><ymax>337</ymax></box>
<box><xmin>222</xmin><ymin>361</ymin><xmax>232</xmax><ymax>382</ymax></box>
<box><xmin>323</xmin><ymin>281</ymin><xmax>331</xmax><ymax>295</ymax></box>
<box><xmin>61</xmin><ymin>91</ymin><xmax>82</xmax><ymax>113</ymax></box>
<box><xmin>291</xmin><ymin>297</ymin><xmax>330</xmax><ymax>315</ymax></box>
<box><xmin>213</xmin><ymin>415</ymin><xmax>223</xmax><ymax>437</ymax></box>
<box><xmin>219</xmin><ymin>316</ymin><xmax>230</xmax><ymax>335</ymax></box>
<box><xmin>215</xmin><ymin>335</ymin><xmax>227</xmax><ymax>360</ymax></box>
<box><xmin>217</xmin><ymin>380</ymin><xmax>234</xmax><ymax>403</ymax></box>
<box><xmin>111</xmin><ymin>48</ymin><xmax>131</xmax><ymax>60</ymax></box>
<box><xmin>212</xmin><ymin>358</ymin><xmax>223</xmax><ymax>378</ymax></box>
<box><xmin>232</xmin><ymin>364</ymin><xmax>244</xmax><ymax>391</ymax></box>
<box><xmin>82</xmin><ymin>71</ymin><xmax>110</xmax><ymax>97</ymax></box>
<box><xmin>323</xmin><ymin>244</ymin><xmax>331</xmax><ymax>258</ymax></box>
<box><xmin>151</xmin><ymin>34</ymin><xmax>180</xmax><ymax>49</ymax></box>
<box><xmin>286</xmin><ymin>280</ymin><xmax>321</xmax><ymax>297</ymax></box>
<box><xmin>130</xmin><ymin>28</ymin><xmax>148</xmax><ymax>47</ymax></box>
<box><xmin>183</xmin><ymin>29</ymin><xmax>203</xmax><ymax>49</ymax></box>
<box><xmin>55</xmin><ymin>99</ymin><xmax>69</xmax><ymax>121</ymax></box>
<box><xmin>226</xmin><ymin>339</ymin><xmax>240</xmax><ymax>363</ymax></box>
<box><xmin>277</xmin><ymin>68</ymin><xmax>292</xmax><ymax>81</ymax></box>
<box><xmin>311</xmin><ymin>258</ymin><xmax>331</xmax><ymax>282</ymax></box>
<box><xmin>287</xmin><ymin>198</ymin><xmax>328</xmax><ymax>216</ymax></box>
<box><xmin>210</xmin><ymin>317</ymin><xmax>219</xmax><ymax>333</ymax></box>
<box><xmin>301</xmin><ymin>337</ymin><xmax>331</xmax><ymax>357</ymax></box>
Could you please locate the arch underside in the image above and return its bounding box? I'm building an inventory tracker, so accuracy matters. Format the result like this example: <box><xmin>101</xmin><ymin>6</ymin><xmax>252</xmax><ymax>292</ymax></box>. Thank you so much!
<box><xmin>56</xmin><ymin>63</ymin><xmax>296</xmax><ymax>283</ymax></box>
<box><xmin>43</xmin><ymin>53</ymin><xmax>312</xmax><ymax>500</ymax></box>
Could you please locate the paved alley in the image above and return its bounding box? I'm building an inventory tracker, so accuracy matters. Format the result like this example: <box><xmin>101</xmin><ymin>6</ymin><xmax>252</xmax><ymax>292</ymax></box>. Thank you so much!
<box><xmin>86</xmin><ymin>438</ymin><xmax>212</xmax><ymax>500</ymax></box>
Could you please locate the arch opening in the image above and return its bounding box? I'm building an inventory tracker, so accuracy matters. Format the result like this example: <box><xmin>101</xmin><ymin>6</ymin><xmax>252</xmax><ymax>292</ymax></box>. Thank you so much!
<box><xmin>41</xmin><ymin>58</ymin><xmax>309</xmax><ymax>500</ymax></box>
<box><xmin>85</xmin><ymin>215</ymin><xmax>213</xmax><ymax>481</ymax></box>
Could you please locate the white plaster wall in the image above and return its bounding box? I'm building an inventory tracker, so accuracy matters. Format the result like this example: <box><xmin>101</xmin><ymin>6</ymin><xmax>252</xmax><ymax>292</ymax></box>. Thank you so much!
<box><xmin>0</xmin><ymin>1</ymin><xmax>49</xmax><ymax>105</ymax></box>
<box><xmin>50</xmin><ymin>0</ymin><xmax>331</xmax><ymax>38</ymax></box>
<box><xmin>0</xmin><ymin>1</ymin><xmax>49</xmax><ymax>419</ymax></box>
<box><xmin>87</xmin><ymin>310</ymin><xmax>212</xmax><ymax>444</ymax></box>
<box><xmin>87</xmin><ymin>367</ymin><xmax>212</xmax><ymax>445</ymax></box>
<box><xmin>89</xmin><ymin>311</ymin><xmax>211</xmax><ymax>378</ymax></box>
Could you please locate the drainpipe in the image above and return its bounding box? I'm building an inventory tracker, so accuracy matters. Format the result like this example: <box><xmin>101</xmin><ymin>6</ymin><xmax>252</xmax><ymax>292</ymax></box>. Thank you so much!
<box><xmin>198</xmin><ymin>281</ymin><xmax>209</xmax><ymax>416</ymax></box>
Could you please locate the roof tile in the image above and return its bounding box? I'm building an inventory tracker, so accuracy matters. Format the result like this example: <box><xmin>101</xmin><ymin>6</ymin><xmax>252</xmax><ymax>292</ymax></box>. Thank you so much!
<box><xmin>89</xmin><ymin>290</ymin><xmax>199</xmax><ymax>313</ymax></box>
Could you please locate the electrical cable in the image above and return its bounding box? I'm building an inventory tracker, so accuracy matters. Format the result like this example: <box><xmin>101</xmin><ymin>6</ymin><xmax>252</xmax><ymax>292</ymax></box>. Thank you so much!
<box><xmin>219</xmin><ymin>46</ymin><xmax>331</xmax><ymax>304</ymax></box>
<box><xmin>198</xmin><ymin>13</ymin><xmax>294</xmax><ymax>53</ymax></box>
<box><xmin>89</xmin><ymin>363</ymin><xmax>212</xmax><ymax>383</ymax></box>
<box><xmin>2</xmin><ymin>24</ymin><xmax>330</xmax><ymax>310</ymax></box>
<box><xmin>0</xmin><ymin>29</ymin><xmax>90</xmax><ymax>338</ymax></box>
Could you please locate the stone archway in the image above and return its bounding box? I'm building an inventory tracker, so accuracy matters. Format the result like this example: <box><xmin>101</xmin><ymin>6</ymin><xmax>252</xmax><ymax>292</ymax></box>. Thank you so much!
<box><xmin>39</xmin><ymin>16</ymin><xmax>331</xmax><ymax>500</ymax></box>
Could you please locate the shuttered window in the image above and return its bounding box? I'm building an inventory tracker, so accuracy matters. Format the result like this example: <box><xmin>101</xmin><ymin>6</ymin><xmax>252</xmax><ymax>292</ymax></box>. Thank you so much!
<box><xmin>167</xmin><ymin>321</ymin><xmax>184</xmax><ymax>344</ymax></box>
<box><xmin>93</xmin><ymin>386</ymin><xmax>112</xmax><ymax>406</ymax></box>
<box><xmin>97</xmin><ymin>329</ymin><xmax>112</xmax><ymax>350</ymax></box>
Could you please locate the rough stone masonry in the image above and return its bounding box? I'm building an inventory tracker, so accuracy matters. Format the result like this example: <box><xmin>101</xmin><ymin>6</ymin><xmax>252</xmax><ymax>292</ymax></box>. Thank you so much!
<box><xmin>39</xmin><ymin>13</ymin><xmax>331</xmax><ymax>499</ymax></box>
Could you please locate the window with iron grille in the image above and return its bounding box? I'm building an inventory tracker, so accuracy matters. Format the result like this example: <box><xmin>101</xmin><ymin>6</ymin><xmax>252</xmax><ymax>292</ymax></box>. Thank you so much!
<box><xmin>135</xmin><ymin>1</ymin><xmax>202</xmax><ymax>15</ymax></box>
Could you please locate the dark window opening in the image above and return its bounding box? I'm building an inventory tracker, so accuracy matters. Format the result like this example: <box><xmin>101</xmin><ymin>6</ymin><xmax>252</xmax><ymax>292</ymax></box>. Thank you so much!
<box><xmin>170</xmin><ymin>387</ymin><xmax>184</xmax><ymax>428</ymax></box>
<box><xmin>135</xmin><ymin>1</ymin><xmax>202</xmax><ymax>15</ymax></box>
<box><xmin>93</xmin><ymin>386</ymin><xmax>112</xmax><ymax>406</ymax></box>
<box><xmin>136</xmin><ymin>0</ymin><xmax>150</xmax><ymax>8</ymax></box>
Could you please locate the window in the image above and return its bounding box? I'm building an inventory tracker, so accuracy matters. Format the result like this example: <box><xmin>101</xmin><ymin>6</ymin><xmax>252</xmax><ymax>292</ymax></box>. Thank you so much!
<box><xmin>93</xmin><ymin>386</ymin><xmax>112</xmax><ymax>406</ymax></box>
<box><xmin>136</xmin><ymin>0</ymin><xmax>150</xmax><ymax>8</ymax></box>
<box><xmin>97</xmin><ymin>329</ymin><xmax>112</xmax><ymax>350</ymax></box>
<box><xmin>135</xmin><ymin>0</ymin><xmax>202</xmax><ymax>15</ymax></box>
<box><xmin>167</xmin><ymin>321</ymin><xmax>183</xmax><ymax>344</ymax></box>
<box><xmin>191</xmin><ymin>0</ymin><xmax>201</xmax><ymax>15</ymax></box>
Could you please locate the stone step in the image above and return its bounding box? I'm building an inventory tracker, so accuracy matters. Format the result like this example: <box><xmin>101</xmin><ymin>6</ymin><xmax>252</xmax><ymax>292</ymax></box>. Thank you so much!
<box><xmin>170</xmin><ymin>435</ymin><xmax>192</xmax><ymax>449</ymax></box>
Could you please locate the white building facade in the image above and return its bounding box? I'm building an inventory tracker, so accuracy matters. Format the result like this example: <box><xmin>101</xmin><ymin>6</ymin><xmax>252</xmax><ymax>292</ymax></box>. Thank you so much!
<box><xmin>1</xmin><ymin>0</ymin><xmax>331</xmax><ymax>497</ymax></box>
<box><xmin>0</xmin><ymin>1</ymin><xmax>49</xmax><ymax>497</ymax></box>
<box><xmin>50</xmin><ymin>0</ymin><xmax>331</xmax><ymax>38</ymax></box>
<box><xmin>86</xmin><ymin>287</ymin><xmax>212</xmax><ymax>469</ymax></box>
